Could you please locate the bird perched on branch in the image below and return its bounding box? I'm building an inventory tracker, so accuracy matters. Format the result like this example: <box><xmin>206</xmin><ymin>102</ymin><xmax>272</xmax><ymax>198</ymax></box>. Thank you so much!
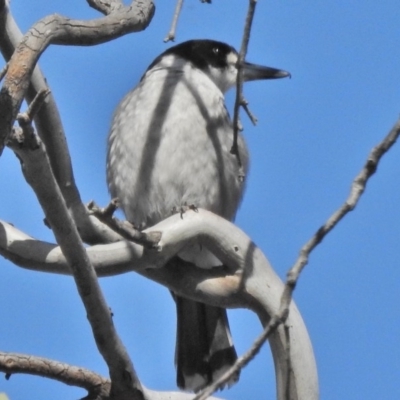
<box><xmin>107</xmin><ymin>39</ymin><xmax>289</xmax><ymax>392</ymax></box>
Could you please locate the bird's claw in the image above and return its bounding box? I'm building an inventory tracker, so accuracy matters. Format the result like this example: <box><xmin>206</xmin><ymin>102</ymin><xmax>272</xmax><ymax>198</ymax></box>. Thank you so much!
<box><xmin>172</xmin><ymin>203</ymin><xmax>198</xmax><ymax>219</ymax></box>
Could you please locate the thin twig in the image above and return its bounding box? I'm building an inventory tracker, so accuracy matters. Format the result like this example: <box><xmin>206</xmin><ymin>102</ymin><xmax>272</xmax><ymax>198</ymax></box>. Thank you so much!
<box><xmin>196</xmin><ymin>117</ymin><xmax>400</xmax><ymax>399</ymax></box>
<box><xmin>241</xmin><ymin>96</ymin><xmax>258</xmax><ymax>125</ymax></box>
<box><xmin>194</xmin><ymin>315</ymin><xmax>282</xmax><ymax>400</ymax></box>
<box><xmin>231</xmin><ymin>0</ymin><xmax>258</xmax><ymax>170</ymax></box>
<box><xmin>283</xmin><ymin>323</ymin><xmax>292</xmax><ymax>400</ymax></box>
<box><xmin>25</xmin><ymin>88</ymin><xmax>50</xmax><ymax>120</ymax></box>
<box><xmin>88</xmin><ymin>199</ymin><xmax>162</xmax><ymax>248</ymax></box>
<box><xmin>0</xmin><ymin>62</ymin><xmax>8</xmax><ymax>82</ymax></box>
<box><xmin>164</xmin><ymin>0</ymin><xmax>184</xmax><ymax>42</ymax></box>
<box><xmin>286</xmin><ymin>118</ymin><xmax>400</xmax><ymax>283</ymax></box>
<box><xmin>14</xmin><ymin>90</ymin><xmax>50</xmax><ymax>150</ymax></box>
<box><xmin>16</xmin><ymin>88</ymin><xmax>50</xmax><ymax>129</ymax></box>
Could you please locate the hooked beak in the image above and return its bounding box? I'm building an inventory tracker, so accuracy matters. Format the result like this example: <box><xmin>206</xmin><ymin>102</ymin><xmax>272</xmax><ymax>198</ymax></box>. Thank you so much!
<box><xmin>243</xmin><ymin>61</ymin><xmax>291</xmax><ymax>82</ymax></box>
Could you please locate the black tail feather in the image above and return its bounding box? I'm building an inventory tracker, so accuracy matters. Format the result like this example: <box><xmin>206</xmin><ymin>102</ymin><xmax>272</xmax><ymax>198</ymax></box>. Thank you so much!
<box><xmin>175</xmin><ymin>296</ymin><xmax>238</xmax><ymax>392</ymax></box>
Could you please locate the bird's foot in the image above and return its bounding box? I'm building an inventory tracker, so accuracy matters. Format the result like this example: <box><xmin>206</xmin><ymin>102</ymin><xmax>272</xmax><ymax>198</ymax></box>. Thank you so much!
<box><xmin>172</xmin><ymin>203</ymin><xmax>198</xmax><ymax>219</ymax></box>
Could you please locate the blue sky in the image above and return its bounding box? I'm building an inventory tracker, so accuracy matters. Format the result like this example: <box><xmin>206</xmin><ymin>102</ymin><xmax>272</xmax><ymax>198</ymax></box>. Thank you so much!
<box><xmin>1</xmin><ymin>1</ymin><xmax>400</xmax><ymax>399</ymax></box>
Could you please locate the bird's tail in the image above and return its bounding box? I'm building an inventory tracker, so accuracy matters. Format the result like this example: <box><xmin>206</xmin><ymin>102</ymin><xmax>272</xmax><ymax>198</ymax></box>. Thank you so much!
<box><xmin>175</xmin><ymin>296</ymin><xmax>239</xmax><ymax>392</ymax></box>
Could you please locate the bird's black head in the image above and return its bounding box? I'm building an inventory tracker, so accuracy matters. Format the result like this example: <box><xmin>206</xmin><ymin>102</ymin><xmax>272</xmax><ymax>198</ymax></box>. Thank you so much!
<box><xmin>163</xmin><ymin>40</ymin><xmax>238</xmax><ymax>71</ymax></box>
<box><xmin>148</xmin><ymin>40</ymin><xmax>237</xmax><ymax>73</ymax></box>
<box><xmin>147</xmin><ymin>39</ymin><xmax>290</xmax><ymax>93</ymax></box>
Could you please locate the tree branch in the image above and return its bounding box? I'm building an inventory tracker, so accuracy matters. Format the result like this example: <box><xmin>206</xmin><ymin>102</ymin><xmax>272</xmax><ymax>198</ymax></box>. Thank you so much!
<box><xmin>6</xmin><ymin>126</ymin><xmax>144</xmax><ymax>399</ymax></box>
<box><xmin>0</xmin><ymin>2</ymin><xmax>318</xmax><ymax>398</ymax></box>
<box><xmin>287</xmin><ymin>117</ymin><xmax>400</xmax><ymax>285</ymax></box>
<box><xmin>3</xmin><ymin>116</ymin><xmax>398</xmax><ymax>400</ymax></box>
<box><xmin>0</xmin><ymin>208</ymin><xmax>319</xmax><ymax>400</ymax></box>
<box><xmin>88</xmin><ymin>200</ymin><xmax>162</xmax><ymax>248</ymax></box>
<box><xmin>197</xmin><ymin>116</ymin><xmax>400</xmax><ymax>398</ymax></box>
<box><xmin>231</xmin><ymin>0</ymin><xmax>257</xmax><ymax>175</ymax></box>
<box><xmin>0</xmin><ymin>0</ymin><xmax>155</xmax><ymax>152</ymax></box>
<box><xmin>87</xmin><ymin>0</ymin><xmax>125</xmax><ymax>15</ymax></box>
<box><xmin>164</xmin><ymin>0</ymin><xmax>184</xmax><ymax>42</ymax></box>
<box><xmin>0</xmin><ymin>351</ymin><xmax>224</xmax><ymax>400</ymax></box>
<box><xmin>0</xmin><ymin>0</ymin><xmax>147</xmax><ymax>245</ymax></box>
<box><xmin>0</xmin><ymin>352</ymin><xmax>110</xmax><ymax>399</ymax></box>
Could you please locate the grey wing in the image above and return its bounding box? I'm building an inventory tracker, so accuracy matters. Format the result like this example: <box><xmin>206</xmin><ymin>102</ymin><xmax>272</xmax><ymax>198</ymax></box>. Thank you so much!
<box><xmin>107</xmin><ymin>84</ymin><xmax>149</xmax><ymax>226</ymax></box>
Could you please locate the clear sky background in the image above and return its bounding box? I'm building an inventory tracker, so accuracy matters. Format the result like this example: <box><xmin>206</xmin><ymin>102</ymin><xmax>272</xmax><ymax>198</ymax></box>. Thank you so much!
<box><xmin>1</xmin><ymin>1</ymin><xmax>400</xmax><ymax>399</ymax></box>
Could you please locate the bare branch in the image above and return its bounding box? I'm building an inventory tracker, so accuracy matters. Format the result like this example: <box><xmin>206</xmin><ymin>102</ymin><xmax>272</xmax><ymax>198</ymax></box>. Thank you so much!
<box><xmin>5</xmin><ymin>117</ymin><xmax>397</xmax><ymax>399</ymax></box>
<box><xmin>231</xmin><ymin>0</ymin><xmax>258</xmax><ymax>170</ymax></box>
<box><xmin>0</xmin><ymin>4</ymin><xmax>69</xmax><ymax>183</ymax></box>
<box><xmin>87</xmin><ymin>0</ymin><xmax>124</xmax><ymax>15</ymax></box>
<box><xmin>0</xmin><ymin>62</ymin><xmax>7</xmax><ymax>82</ymax></box>
<box><xmin>0</xmin><ymin>209</ymin><xmax>319</xmax><ymax>400</ymax></box>
<box><xmin>288</xmin><ymin>117</ymin><xmax>400</xmax><ymax>283</ymax></box>
<box><xmin>164</xmin><ymin>0</ymin><xmax>213</xmax><ymax>42</ymax></box>
<box><xmin>240</xmin><ymin>96</ymin><xmax>258</xmax><ymax>125</ymax></box>
<box><xmin>199</xmin><ymin>117</ymin><xmax>400</xmax><ymax>398</ymax></box>
<box><xmin>16</xmin><ymin>89</ymin><xmax>50</xmax><ymax>132</ymax></box>
<box><xmin>0</xmin><ymin>0</ymin><xmax>146</xmax><ymax>245</ymax></box>
<box><xmin>0</xmin><ymin>352</ymin><xmax>110</xmax><ymax>398</ymax></box>
<box><xmin>164</xmin><ymin>0</ymin><xmax>184</xmax><ymax>42</ymax></box>
<box><xmin>88</xmin><ymin>200</ymin><xmax>162</xmax><ymax>248</ymax></box>
<box><xmin>194</xmin><ymin>315</ymin><xmax>281</xmax><ymax>400</ymax></box>
<box><xmin>0</xmin><ymin>0</ymin><xmax>155</xmax><ymax>153</ymax></box>
<box><xmin>283</xmin><ymin>323</ymin><xmax>292</xmax><ymax>400</ymax></box>
<box><xmin>0</xmin><ymin>351</ymin><xmax>225</xmax><ymax>400</ymax></box>
<box><xmin>7</xmin><ymin>129</ymin><xmax>145</xmax><ymax>399</ymax></box>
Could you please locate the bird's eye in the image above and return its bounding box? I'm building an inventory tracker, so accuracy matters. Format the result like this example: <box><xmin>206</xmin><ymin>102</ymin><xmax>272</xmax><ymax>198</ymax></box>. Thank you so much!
<box><xmin>213</xmin><ymin>47</ymin><xmax>220</xmax><ymax>55</ymax></box>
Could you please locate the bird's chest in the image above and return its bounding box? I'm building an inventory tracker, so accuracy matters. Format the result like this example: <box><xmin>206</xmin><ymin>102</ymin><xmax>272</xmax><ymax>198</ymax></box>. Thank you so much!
<box><xmin>107</xmin><ymin>71</ymin><xmax>248</xmax><ymax>228</ymax></box>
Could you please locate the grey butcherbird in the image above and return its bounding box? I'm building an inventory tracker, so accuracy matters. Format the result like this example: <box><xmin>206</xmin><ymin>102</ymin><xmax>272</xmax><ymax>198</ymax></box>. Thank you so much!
<box><xmin>107</xmin><ymin>39</ymin><xmax>289</xmax><ymax>392</ymax></box>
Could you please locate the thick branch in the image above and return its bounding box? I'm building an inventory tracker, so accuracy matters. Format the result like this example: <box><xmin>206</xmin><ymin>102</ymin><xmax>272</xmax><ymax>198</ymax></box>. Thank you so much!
<box><xmin>4</xmin><ymin>116</ymin><xmax>398</xmax><ymax>399</ymax></box>
<box><xmin>87</xmin><ymin>0</ymin><xmax>125</xmax><ymax>15</ymax></box>
<box><xmin>0</xmin><ymin>209</ymin><xmax>319</xmax><ymax>400</ymax></box>
<box><xmin>7</xmin><ymin>130</ymin><xmax>144</xmax><ymax>399</ymax></box>
<box><xmin>0</xmin><ymin>0</ymin><xmax>153</xmax><ymax>244</ymax></box>
<box><xmin>200</xmin><ymin>117</ymin><xmax>400</xmax><ymax>398</ymax></box>
<box><xmin>0</xmin><ymin>351</ymin><xmax>224</xmax><ymax>400</ymax></box>
<box><xmin>0</xmin><ymin>352</ymin><xmax>110</xmax><ymax>398</ymax></box>
<box><xmin>0</xmin><ymin>0</ymin><xmax>155</xmax><ymax>153</ymax></box>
